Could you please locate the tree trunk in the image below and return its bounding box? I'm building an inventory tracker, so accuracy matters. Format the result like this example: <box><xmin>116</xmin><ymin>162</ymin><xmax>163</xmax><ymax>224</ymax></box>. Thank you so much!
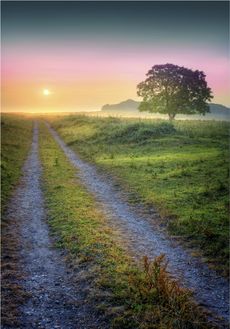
<box><xmin>168</xmin><ymin>113</ymin><xmax>176</xmax><ymax>120</ymax></box>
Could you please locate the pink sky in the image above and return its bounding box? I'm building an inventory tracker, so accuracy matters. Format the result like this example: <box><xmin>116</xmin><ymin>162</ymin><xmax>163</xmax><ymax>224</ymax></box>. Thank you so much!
<box><xmin>2</xmin><ymin>43</ymin><xmax>230</xmax><ymax>111</ymax></box>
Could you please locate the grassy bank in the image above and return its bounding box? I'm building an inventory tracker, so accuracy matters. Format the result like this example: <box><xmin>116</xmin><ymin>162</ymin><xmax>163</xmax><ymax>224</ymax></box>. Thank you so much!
<box><xmin>1</xmin><ymin>114</ymin><xmax>33</xmax><ymax>214</ymax></box>
<box><xmin>49</xmin><ymin>115</ymin><xmax>229</xmax><ymax>275</ymax></box>
<box><xmin>39</xmin><ymin>122</ymin><xmax>214</xmax><ymax>329</ymax></box>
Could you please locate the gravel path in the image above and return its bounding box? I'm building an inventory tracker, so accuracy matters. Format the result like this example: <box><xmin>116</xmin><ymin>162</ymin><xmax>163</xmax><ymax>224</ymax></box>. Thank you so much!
<box><xmin>4</xmin><ymin>122</ymin><xmax>107</xmax><ymax>329</ymax></box>
<box><xmin>47</xmin><ymin>123</ymin><xmax>229</xmax><ymax>324</ymax></box>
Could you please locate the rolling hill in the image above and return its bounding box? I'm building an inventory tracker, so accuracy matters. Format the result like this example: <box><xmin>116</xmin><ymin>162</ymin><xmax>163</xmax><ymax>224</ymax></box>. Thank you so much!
<box><xmin>101</xmin><ymin>99</ymin><xmax>230</xmax><ymax>121</ymax></box>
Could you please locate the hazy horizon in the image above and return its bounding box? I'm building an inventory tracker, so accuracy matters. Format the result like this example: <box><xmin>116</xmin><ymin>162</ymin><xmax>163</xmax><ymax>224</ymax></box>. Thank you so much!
<box><xmin>2</xmin><ymin>1</ymin><xmax>230</xmax><ymax>113</ymax></box>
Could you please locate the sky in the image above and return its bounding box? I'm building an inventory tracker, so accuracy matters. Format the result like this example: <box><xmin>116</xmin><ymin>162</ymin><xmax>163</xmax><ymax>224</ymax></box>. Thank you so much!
<box><xmin>1</xmin><ymin>1</ymin><xmax>229</xmax><ymax>112</ymax></box>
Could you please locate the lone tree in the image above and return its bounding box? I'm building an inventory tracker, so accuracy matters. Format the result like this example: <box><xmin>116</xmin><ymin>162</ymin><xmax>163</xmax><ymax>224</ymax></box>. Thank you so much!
<box><xmin>137</xmin><ymin>63</ymin><xmax>213</xmax><ymax>120</ymax></box>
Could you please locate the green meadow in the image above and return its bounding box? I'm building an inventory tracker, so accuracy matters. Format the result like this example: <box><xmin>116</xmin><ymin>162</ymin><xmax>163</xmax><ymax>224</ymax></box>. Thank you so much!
<box><xmin>50</xmin><ymin>115</ymin><xmax>229</xmax><ymax>275</ymax></box>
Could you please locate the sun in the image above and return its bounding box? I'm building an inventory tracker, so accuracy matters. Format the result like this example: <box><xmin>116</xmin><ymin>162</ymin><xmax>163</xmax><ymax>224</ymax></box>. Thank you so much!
<box><xmin>43</xmin><ymin>89</ymin><xmax>50</xmax><ymax>96</ymax></box>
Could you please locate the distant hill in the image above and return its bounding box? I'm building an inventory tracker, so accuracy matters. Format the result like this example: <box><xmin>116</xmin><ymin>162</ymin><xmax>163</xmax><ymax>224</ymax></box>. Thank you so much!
<box><xmin>208</xmin><ymin>103</ymin><xmax>230</xmax><ymax>118</ymax></box>
<box><xmin>101</xmin><ymin>99</ymin><xmax>230</xmax><ymax>121</ymax></box>
<box><xmin>102</xmin><ymin>99</ymin><xmax>139</xmax><ymax>112</ymax></box>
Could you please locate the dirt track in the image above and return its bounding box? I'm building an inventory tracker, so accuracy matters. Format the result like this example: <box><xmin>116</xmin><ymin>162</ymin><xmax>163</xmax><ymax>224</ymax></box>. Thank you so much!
<box><xmin>2</xmin><ymin>122</ymin><xmax>107</xmax><ymax>329</ymax></box>
<box><xmin>47</xmin><ymin>122</ymin><xmax>229</xmax><ymax>323</ymax></box>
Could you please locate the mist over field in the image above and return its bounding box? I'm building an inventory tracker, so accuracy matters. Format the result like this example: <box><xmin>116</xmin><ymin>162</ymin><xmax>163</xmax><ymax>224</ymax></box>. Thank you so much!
<box><xmin>99</xmin><ymin>100</ymin><xmax>230</xmax><ymax>121</ymax></box>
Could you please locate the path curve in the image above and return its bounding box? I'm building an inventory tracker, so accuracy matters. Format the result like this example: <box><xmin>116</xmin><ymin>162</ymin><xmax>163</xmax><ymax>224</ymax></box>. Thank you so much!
<box><xmin>4</xmin><ymin>122</ymin><xmax>107</xmax><ymax>329</ymax></box>
<box><xmin>47</xmin><ymin>123</ymin><xmax>229</xmax><ymax>323</ymax></box>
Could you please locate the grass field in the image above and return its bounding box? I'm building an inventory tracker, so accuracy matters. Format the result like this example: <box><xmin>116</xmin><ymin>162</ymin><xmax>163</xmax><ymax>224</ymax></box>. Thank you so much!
<box><xmin>1</xmin><ymin>114</ymin><xmax>33</xmax><ymax>215</ymax></box>
<box><xmin>49</xmin><ymin>115</ymin><xmax>229</xmax><ymax>275</ymax></box>
<box><xmin>39</xmin><ymin>122</ymin><xmax>214</xmax><ymax>329</ymax></box>
<box><xmin>1</xmin><ymin>115</ymin><xmax>227</xmax><ymax>327</ymax></box>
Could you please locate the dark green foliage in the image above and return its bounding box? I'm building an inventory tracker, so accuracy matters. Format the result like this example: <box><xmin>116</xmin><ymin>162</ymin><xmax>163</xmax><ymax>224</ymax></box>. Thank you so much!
<box><xmin>137</xmin><ymin>64</ymin><xmax>213</xmax><ymax>119</ymax></box>
<box><xmin>107</xmin><ymin>122</ymin><xmax>176</xmax><ymax>143</ymax></box>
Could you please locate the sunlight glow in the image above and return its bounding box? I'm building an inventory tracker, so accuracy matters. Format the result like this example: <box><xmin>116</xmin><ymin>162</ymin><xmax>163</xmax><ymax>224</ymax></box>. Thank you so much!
<box><xmin>43</xmin><ymin>89</ymin><xmax>50</xmax><ymax>96</ymax></box>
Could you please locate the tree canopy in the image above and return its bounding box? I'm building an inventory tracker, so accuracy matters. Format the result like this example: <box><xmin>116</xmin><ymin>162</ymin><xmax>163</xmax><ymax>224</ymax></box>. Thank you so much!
<box><xmin>137</xmin><ymin>63</ymin><xmax>213</xmax><ymax>120</ymax></box>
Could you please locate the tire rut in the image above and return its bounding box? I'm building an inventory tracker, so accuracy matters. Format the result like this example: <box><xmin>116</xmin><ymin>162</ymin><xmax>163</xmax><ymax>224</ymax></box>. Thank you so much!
<box><xmin>3</xmin><ymin>122</ymin><xmax>107</xmax><ymax>329</ymax></box>
<box><xmin>47</xmin><ymin>122</ymin><xmax>229</xmax><ymax>324</ymax></box>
